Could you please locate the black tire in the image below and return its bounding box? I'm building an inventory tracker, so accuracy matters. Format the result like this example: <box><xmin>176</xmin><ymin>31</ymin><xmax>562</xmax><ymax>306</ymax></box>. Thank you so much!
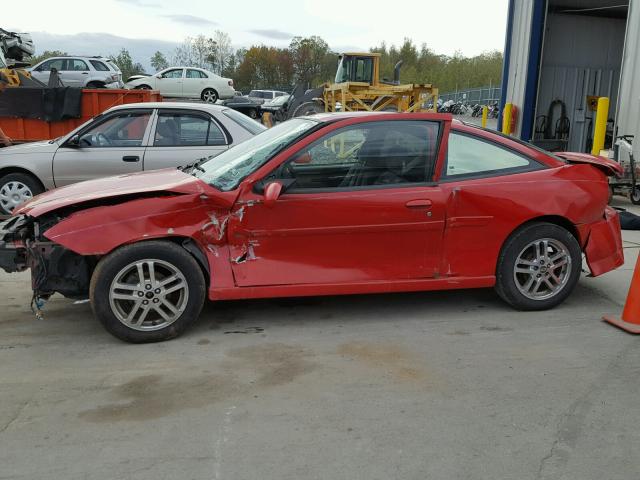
<box><xmin>248</xmin><ymin>108</ymin><xmax>258</xmax><ymax>119</ymax></box>
<box><xmin>0</xmin><ymin>172</ymin><xmax>44</xmax><ymax>215</ymax></box>
<box><xmin>630</xmin><ymin>186</ymin><xmax>640</xmax><ymax>205</ymax></box>
<box><xmin>135</xmin><ymin>84</ymin><xmax>152</xmax><ymax>90</ymax></box>
<box><xmin>201</xmin><ymin>88</ymin><xmax>218</xmax><ymax>103</ymax></box>
<box><xmin>292</xmin><ymin>101</ymin><xmax>324</xmax><ymax>117</ymax></box>
<box><xmin>86</xmin><ymin>82</ymin><xmax>105</xmax><ymax>89</ymax></box>
<box><xmin>495</xmin><ymin>222</ymin><xmax>582</xmax><ymax>311</ymax></box>
<box><xmin>90</xmin><ymin>241</ymin><xmax>206</xmax><ymax>343</ymax></box>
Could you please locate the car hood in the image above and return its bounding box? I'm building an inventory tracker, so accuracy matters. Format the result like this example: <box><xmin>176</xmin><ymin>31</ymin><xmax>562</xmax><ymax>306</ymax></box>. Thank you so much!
<box><xmin>556</xmin><ymin>152</ymin><xmax>623</xmax><ymax>177</ymax></box>
<box><xmin>0</xmin><ymin>140</ymin><xmax>59</xmax><ymax>156</ymax></box>
<box><xmin>16</xmin><ymin>169</ymin><xmax>216</xmax><ymax>217</ymax></box>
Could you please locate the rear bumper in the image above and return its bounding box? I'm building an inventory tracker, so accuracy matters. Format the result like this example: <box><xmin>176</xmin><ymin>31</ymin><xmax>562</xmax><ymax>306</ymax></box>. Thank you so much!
<box><xmin>584</xmin><ymin>206</ymin><xmax>624</xmax><ymax>277</ymax></box>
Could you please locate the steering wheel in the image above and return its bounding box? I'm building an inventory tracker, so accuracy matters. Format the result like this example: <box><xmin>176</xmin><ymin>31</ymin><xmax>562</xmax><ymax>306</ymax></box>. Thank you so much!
<box><xmin>96</xmin><ymin>133</ymin><xmax>112</xmax><ymax>147</ymax></box>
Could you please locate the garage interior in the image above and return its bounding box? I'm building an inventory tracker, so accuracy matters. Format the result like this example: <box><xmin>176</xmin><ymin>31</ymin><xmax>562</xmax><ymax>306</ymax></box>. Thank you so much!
<box><xmin>532</xmin><ymin>0</ymin><xmax>629</xmax><ymax>153</ymax></box>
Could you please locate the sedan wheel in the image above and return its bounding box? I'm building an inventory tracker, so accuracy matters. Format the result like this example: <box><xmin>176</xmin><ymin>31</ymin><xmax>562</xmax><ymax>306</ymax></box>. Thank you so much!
<box><xmin>495</xmin><ymin>222</ymin><xmax>581</xmax><ymax>310</ymax></box>
<box><xmin>0</xmin><ymin>173</ymin><xmax>43</xmax><ymax>215</ymax></box>
<box><xmin>91</xmin><ymin>241</ymin><xmax>206</xmax><ymax>343</ymax></box>
<box><xmin>201</xmin><ymin>88</ymin><xmax>218</xmax><ymax>103</ymax></box>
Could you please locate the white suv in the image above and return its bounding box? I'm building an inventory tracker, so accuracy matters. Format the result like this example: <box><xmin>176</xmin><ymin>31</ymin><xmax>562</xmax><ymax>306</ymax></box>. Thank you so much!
<box><xmin>29</xmin><ymin>56</ymin><xmax>124</xmax><ymax>88</ymax></box>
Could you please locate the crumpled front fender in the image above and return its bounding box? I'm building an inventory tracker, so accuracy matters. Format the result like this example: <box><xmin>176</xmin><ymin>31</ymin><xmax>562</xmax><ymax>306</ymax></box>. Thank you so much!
<box><xmin>584</xmin><ymin>206</ymin><xmax>624</xmax><ymax>276</ymax></box>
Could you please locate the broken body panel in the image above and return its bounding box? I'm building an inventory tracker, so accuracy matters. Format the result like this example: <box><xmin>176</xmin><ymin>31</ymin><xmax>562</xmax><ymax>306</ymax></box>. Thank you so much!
<box><xmin>0</xmin><ymin>113</ymin><xmax>624</xmax><ymax>306</ymax></box>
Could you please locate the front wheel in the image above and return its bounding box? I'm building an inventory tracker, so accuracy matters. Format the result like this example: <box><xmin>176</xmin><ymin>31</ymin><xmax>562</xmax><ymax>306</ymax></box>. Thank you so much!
<box><xmin>0</xmin><ymin>172</ymin><xmax>44</xmax><ymax>215</ymax></box>
<box><xmin>201</xmin><ymin>88</ymin><xmax>218</xmax><ymax>103</ymax></box>
<box><xmin>90</xmin><ymin>241</ymin><xmax>206</xmax><ymax>343</ymax></box>
<box><xmin>495</xmin><ymin>223</ymin><xmax>582</xmax><ymax>310</ymax></box>
<box><xmin>630</xmin><ymin>186</ymin><xmax>640</xmax><ymax>205</ymax></box>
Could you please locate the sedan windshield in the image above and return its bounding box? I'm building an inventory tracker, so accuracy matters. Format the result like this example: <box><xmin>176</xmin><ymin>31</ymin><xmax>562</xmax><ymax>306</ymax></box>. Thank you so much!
<box><xmin>195</xmin><ymin>118</ymin><xmax>318</xmax><ymax>191</ymax></box>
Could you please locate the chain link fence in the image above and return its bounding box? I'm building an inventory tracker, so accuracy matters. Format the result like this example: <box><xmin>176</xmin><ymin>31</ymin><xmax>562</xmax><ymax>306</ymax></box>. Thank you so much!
<box><xmin>439</xmin><ymin>86</ymin><xmax>501</xmax><ymax>105</ymax></box>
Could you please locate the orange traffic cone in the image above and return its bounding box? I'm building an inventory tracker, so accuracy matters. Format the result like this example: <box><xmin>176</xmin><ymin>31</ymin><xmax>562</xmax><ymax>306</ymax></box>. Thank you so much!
<box><xmin>603</xmin><ymin>254</ymin><xmax>640</xmax><ymax>333</ymax></box>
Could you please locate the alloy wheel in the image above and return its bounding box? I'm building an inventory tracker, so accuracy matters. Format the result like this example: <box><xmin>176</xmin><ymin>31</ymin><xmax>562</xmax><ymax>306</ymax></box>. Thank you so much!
<box><xmin>513</xmin><ymin>238</ymin><xmax>572</xmax><ymax>300</ymax></box>
<box><xmin>109</xmin><ymin>259</ymin><xmax>189</xmax><ymax>331</ymax></box>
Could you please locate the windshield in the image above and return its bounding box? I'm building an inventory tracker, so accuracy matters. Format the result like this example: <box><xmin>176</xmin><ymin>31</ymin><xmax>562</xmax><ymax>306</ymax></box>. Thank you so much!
<box><xmin>222</xmin><ymin>108</ymin><xmax>266</xmax><ymax>135</ymax></box>
<box><xmin>195</xmin><ymin>118</ymin><xmax>318</xmax><ymax>191</ymax></box>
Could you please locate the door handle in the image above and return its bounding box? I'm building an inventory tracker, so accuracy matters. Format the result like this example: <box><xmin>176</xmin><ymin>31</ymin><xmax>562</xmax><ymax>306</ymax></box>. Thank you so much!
<box><xmin>82</xmin><ymin>72</ymin><xmax>88</xmax><ymax>74</ymax></box>
<box><xmin>405</xmin><ymin>199</ymin><xmax>433</xmax><ymax>209</ymax></box>
<box><xmin>122</xmin><ymin>156</ymin><xmax>140</xmax><ymax>162</ymax></box>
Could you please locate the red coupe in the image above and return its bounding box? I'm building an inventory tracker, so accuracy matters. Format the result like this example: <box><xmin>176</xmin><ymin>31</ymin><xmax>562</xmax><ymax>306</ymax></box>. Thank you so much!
<box><xmin>0</xmin><ymin>113</ymin><xmax>624</xmax><ymax>342</ymax></box>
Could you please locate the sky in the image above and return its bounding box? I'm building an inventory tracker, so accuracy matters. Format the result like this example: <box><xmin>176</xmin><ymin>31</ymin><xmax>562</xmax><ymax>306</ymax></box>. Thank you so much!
<box><xmin>8</xmin><ymin>0</ymin><xmax>508</xmax><ymax>69</ymax></box>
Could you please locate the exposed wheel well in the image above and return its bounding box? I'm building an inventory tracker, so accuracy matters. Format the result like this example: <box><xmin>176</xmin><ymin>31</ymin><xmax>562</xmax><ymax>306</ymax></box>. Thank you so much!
<box><xmin>518</xmin><ymin>215</ymin><xmax>580</xmax><ymax>243</ymax></box>
<box><xmin>101</xmin><ymin>236</ymin><xmax>211</xmax><ymax>287</ymax></box>
<box><xmin>0</xmin><ymin>167</ymin><xmax>46</xmax><ymax>191</ymax></box>
<box><xmin>86</xmin><ymin>81</ymin><xmax>105</xmax><ymax>87</ymax></box>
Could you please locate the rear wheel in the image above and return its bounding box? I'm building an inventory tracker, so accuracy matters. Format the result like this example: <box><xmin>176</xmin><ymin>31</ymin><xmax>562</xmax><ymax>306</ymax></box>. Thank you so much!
<box><xmin>135</xmin><ymin>84</ymin><xmax>151</xmax><ymax>90</ymax></box>
<box><xmin>495</xmin><ymin>223</ymin><xmax>581</xmax><ymax>310</ymax></box>
<box><xmin>247</xmin><ymin>108</ymin><xmax>258</xmax><ymax>119</ymax></box>
<box><xmin>629</xmin><ymin>186</ymin><xmax>640</xmax><ymax>205</ymax></box>
<box><xmin>90</xmin><ymin>241</ymin><xmax>206</xmax><ymax>343</ymax></box>
<box><xmin>0</xmin><ymin>172</ymin><xmax>43</xmax><ymax>215</ymax></box>
<box><xmin>201</xmin><ymin>88</ymin><xmax>218</xmax><ymax>103</ymax></box>
<box><xmin>86</xmin><ymin>81</ymin><xmax>105</xmax><ymax>89</ymax></box>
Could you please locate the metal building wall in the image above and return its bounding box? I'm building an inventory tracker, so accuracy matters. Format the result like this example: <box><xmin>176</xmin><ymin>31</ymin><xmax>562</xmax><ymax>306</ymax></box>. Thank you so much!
<box><xmin>535</xmin><ymin>14</ymin><xmax>626</xmax><ymax>152</ymax></box>
<box><xmin>616</xmin><ymin>0</ymin><xmax>640</xmax><ymax>161</ymax></box>
<box><xmin>502</xmin><ymin>0</ymin><xmax>535</xmax><ymax>138</ymax></box>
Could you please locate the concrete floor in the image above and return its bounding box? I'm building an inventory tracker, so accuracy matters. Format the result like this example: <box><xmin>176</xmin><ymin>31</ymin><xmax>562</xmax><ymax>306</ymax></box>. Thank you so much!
<box><xmin>2</xmin><ymin>199</ymin><xmax>640</xmax><ymax>480</ymax></box>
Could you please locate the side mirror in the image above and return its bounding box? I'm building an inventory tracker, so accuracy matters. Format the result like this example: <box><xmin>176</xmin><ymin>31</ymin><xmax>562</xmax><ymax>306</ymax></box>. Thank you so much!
<box><xmin>293</xmin><ymin>152</ymin><xmax>312</xmax><ymax>164</ymax></box>
<box><xmin>263</xmin><ymin>181</ymin><xmax>283</xmax><ymax>208</ymax></box>
<box><xmin>66</xmin><ymin>134</ymin><xmax>80</xmax><ymax>147</ymax></box>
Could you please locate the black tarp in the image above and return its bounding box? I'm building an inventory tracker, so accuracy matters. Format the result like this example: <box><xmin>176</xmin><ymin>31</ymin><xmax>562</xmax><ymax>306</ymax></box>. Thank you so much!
<box><xmin>0</xmin><ymin>87</ymin><xmax>82</xmax><ymax>122</ymax></box>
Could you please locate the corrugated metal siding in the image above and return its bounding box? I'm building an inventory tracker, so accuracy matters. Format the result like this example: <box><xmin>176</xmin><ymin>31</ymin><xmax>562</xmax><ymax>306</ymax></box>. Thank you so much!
<box><xmin>504</xmin><ymin>0</ymin><xmax>534</xmax><ymax>138</ymax></box>
<box><xmin>616</xmin><ymin>0</ymin><xmax>640</xmax><ymax>161</ymax></box>
<box><xmin>534</xmin><ymin>14</ymin><xmax>626</xmax><ymax>151</ymax></box>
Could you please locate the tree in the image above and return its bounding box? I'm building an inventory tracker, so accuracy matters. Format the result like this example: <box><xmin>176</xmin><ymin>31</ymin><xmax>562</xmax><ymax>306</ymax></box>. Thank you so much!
<box><xmin>289</xmin><ymin>36</ymin><xmax>334</xmax><ymax>88</ymax></box>
<box><xmin>150</xmin><ymin>51</ymin><xmax>168</xmax><ymax>71</ymax></box>
<box><xmin>206</xmin><ymin>30</ymin><xmax>233</xmax><ymax>75</ymax></box>
<box><xmin>109</xmin><ymin>48</ymin><xmax>145</xmax><ymax>80</ymax></box>
<box><xmin>29</xmin><ymin>50</ymin><xmax>67</xmax><ymax>66</ymax></box>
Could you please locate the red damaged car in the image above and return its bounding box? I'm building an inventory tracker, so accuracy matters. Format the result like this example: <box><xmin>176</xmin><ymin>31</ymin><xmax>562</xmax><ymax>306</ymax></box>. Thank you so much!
<box><xmin>0</xmin><ymin>113</ymin><xmax>624</xmax><ymax>342</ymax></box>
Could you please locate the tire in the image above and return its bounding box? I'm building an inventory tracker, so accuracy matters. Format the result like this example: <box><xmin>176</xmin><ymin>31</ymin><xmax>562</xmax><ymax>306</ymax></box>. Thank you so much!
<box><xmin>248</xmin><ymin>108</ymin><xmax>258</xmax><ymax>119</ymax></box>
<box><xmin>90</xmin><ymin>241</ymin><xmax>206</xmax><ymax>343</ymax></box>
<box><xmin>292</xmin><ymin>101</ymin><xmax>324</xmax><ymax>117</ymax></box>
<box><xmin>630</xmin><ymin>186</ymin><xmax>640</xmax><ymax>205</ymax></box>
<box><xmin>135</xmin><ymin>84</ymin><xmax>152</xmax><ymax>90</ymax></box>
<box><xmin>0</xmin><ymin>172</ymin><xmax>44</xmax><ymax>215</ymax></box>
<box><xmin>495</xmin><ymin>222</ymin><xmax>581</xmax><ymax>311</ymax></box>
<box><xmin>86</xmin><ymin>82</ymin><xmax>105</xmax><ymax>89</ymax></box>
<box><xmin>201</xmin><ymin>88</ymin><xmax>218</xmax><ymax>103</ymax></box>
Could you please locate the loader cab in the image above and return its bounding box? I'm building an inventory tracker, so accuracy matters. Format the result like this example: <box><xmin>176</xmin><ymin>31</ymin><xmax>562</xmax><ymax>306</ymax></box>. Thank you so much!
<box><xmin>334</xmin><ymin>53</ymin><xmax>380</xmax><ymax>86</ymax></box>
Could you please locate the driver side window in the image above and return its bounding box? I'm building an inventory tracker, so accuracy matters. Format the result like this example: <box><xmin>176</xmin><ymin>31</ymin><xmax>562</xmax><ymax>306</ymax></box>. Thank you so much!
<box><xmin>276</xmin><ymin>121</ymin><xmax>440</xmax><ymax>190</ymax></box>
<box><xmin>162</xmin><ymin>69</ymin><xmax>183</xmax><ymax>79</ymax></box>
<box><xmin>78</xmin><ymin>112</ymin><xmax>151</xmax><ymax>148</ymax></box>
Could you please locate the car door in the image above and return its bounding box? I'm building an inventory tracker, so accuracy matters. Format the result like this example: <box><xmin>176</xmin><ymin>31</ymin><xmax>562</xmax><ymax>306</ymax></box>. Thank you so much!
<box><xmin>184</xmin><ymin>69</ymin><xmax>206</xmax><ymax>98</ymax></box>
<box><xmin>31</xmin><ymin>58</ymin><xmax>66</xmax><ymax>84</ymax></box>
<box><xmin>52</xmin><ymin>109</ymin><xmax>153</xmax><ymax>186</ymax></box>
<box><xmin>62</xmin><ymin>58</ymin><xmax>90</xmax><ymax>87</ymax></box>
<box><xmin>143</xmin><ymin>109</ymin><xmax>229</xmax><ymax>171</ymax></box>
<box><xmin>157</xmin><ymin>68</ymin><xmax>184</xmax><ymax>97</ymax></box>
<box><xmin>229</xmin><ymin>119</ymin><xmax>448</xmax><ymax>287</ymax></box>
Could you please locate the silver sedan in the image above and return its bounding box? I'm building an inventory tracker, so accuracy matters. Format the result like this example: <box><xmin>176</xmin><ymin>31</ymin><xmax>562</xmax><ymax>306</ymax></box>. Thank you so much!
<box><xmin>0</xmin><ymin>102</ymin><xmax>266</xmax><ymax>214</ymax></box>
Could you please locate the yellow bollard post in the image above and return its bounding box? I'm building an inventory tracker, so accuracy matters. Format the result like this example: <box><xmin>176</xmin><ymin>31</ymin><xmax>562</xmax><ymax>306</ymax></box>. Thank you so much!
<box><xmin>591</xmin><ymin>96</ymin><xmax>610</xmax><ymax>156</ymax></box>
<box><xmin>262</xmin><ymin>112</ymin><xmax>273</xmax><ymax>128</ymax></box>
<box><xmin>482</xmin><ymin>105</ymin><xmax>488</xmax><ymax>129</ymax></box>
<box><xmin>502</xmin><ymin>103</ymin><xmax>512</xmax><ymax>135</ymax></box>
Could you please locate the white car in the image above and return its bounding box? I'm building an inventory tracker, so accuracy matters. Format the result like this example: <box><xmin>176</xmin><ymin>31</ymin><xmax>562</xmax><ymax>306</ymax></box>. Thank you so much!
<box><xmin>29</xmin><ymin>56</ymin><xmax>124</xmax><ymax>88</ymax></box>
<box><xmin>126</xmin><ymin>67</ymin><xmax>235</xmax><ymax>103</ymax></box>
<box><xmin>0</xmin><ymin>102</ymin><xmax>266</xmax><ymax>214</ymax></box>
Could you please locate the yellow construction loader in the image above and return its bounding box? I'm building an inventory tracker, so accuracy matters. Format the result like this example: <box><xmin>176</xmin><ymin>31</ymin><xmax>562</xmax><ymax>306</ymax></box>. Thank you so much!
<box><xmin>0</xmin><ymin>28</ymin><xmax>40</xmax><ymax>87</ymax></box>
<box><xmin>286</xmin><ymin>52</ymin><xmax>438</xmax><ymax>118</ymax></box>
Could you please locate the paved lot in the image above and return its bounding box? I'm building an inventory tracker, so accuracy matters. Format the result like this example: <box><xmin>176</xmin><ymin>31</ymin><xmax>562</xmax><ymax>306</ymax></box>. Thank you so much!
<box><xmin>2</xmin><ymin>199</ymin><xmax>640</xmax><ymax>480</ymax></box>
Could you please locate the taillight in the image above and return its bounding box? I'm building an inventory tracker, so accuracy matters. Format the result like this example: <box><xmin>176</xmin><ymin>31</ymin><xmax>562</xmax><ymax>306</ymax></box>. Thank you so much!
<box><xmin>228</xmin><ymin>80</ymin><xmax>233</xmax><ymax>87</ymax></box>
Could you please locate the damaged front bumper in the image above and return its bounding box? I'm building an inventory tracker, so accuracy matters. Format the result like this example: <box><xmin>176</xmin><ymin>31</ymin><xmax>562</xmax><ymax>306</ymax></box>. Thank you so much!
<box><xmin>0</xmin><ymin>215</ymin><xmax>92</xmax><ymax>300</ymax></box>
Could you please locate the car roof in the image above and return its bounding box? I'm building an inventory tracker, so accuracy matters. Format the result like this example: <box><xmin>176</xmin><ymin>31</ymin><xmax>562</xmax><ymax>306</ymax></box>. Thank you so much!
<box><xmin>302</xmin><ymin>111</ymin><xmax>454</xmax><ymax>123</ymax></box>
<box><xmin>106</xmin><ymin>102</ymin><xmax>228</xmax><ymax>113</ymax></box>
